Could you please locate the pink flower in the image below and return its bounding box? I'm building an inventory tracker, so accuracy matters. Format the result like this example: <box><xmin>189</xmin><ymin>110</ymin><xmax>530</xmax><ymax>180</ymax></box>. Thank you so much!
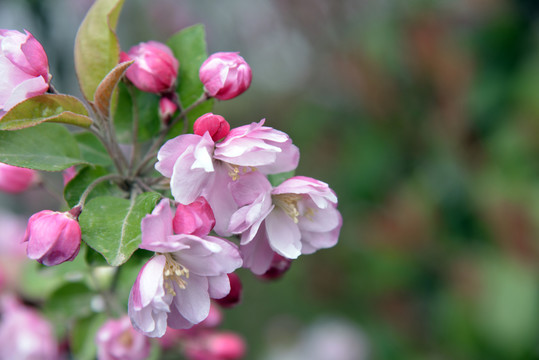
<box><xmin>155</xmin><ymin>119</ymin><xmax>299</xmax><ymax>235</ymax></box>
<box><xmin>128</xmin><ymin>199</ymin><xmax>242</xmax><ymax>338</ymax></box>
<box><xmin>122</xmin><ymin>41</ymin><xmax>179</xmax><ymax>94</ymax></box>
<box><xmin>199</xmin><ymin>52</ymin><xmax>252</xmax><ymax>101</ymax></box>
<box><xmin>23</xmin><ymin>208</ymin><xmax>81</xmax><ymax>266</ymax></box>
<box><xmin>95</xmin><ymin>316</ymin><xmax>151</xmax><ymax>360</ymax></box>
<box><xmin>0</xmin><ymin>29</ymin><xmax>51</xmax><ymax>113</ymax></box>
<box><xmin>0</xmin><ymin>297</ymin><xmax>59</xmax><ymax>360</ymax></box>
<box><xmin>229</xmin><ymin>173</ymin><xmax>342</xmax><ymax>275</ymax></box>
<box><xmin>184</xmin><ymin>331</ymin><xmax>246</xmax><ymax>360</ymax></box>
<box><xmin>0</xmin><ymin>162</ymin><xmax>37</xmax><ymax>193</ymax></box>
<box><xmin>193</xmin><ymin>113</ymin><xmax>230</xmax><ymax>142</ymax></box>
<box><xmin>214</xmin><ymin>273</ymin><xmax>242</xmax><ymax>308</ymax></box>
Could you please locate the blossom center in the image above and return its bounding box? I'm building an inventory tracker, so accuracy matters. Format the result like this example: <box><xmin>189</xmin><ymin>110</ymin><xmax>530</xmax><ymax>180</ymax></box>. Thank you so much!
<box><xmin>224</xmin><ymin>162</ymin><xmax>257</xmax><ymax>181</ymax></box>
<box><xmin>162</xmin><ymin>253</ymin><xmax>190</xmax><ymax>295</ymax></box>
<box><xmin>272</xmin><ymin>193</ymin><xmax>302</xmax><ymax>223</ymax></box>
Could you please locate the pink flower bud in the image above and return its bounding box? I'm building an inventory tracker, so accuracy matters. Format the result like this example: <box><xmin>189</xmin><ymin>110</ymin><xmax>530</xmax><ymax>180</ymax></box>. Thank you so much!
<box><xmin>0</xmin><ymin>29</ymin><xmax>51</xmax><ymax>112</ymax></box>
<box><xmin>173</xmin><ymin>196</ymin><xmax>216</xmax><ymax>237</ymax></box>
<box><xmin>259</xmin><ymin>253</ymin><xmax>292</xmax><ymax>280</ymax></box>
<box><xmin>193</xmin><ymin>113</ymin><xmax>230</xmax><ymax>142</ymax></box>
<box><xmin>184</xmin><ymin>331</ymin><xmax>246</xmax><ymax>360</ymax></box>
<box><xmin>123</xmin><ymin>41</ymin><xmax>179</xmax><ymax>94</ymax></box>
<box><xmin>0</xmin><ymin>162</ymin><xmax>37</xmax><ymax>193</ymax></box>
<box><xmin>199</xmin><ymin>52</ymin><xmax>252</xmax><ymax>101</ymax></box>
<box><xmin>96</xmin><ymin>316</ymin><xmax>151</xmax><ymax>360</ymax></box>
<box><xmin>159</xmin><ymin>96</ymin><xmax>178</xmax><ymax>124</ymax></box>
<box><xmin>215</xmin><ymin>273</ymin><xmax>242</xmax><ymax>308</ymax></box>
<box><xmin>23</xmin><ymin>209</ymin><xmax>81</xmax><ymax>266</ymax></box>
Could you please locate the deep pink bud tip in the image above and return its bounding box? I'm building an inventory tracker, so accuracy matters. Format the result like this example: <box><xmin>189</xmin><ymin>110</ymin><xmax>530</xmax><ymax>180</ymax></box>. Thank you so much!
<box><xmin>215</xmin><ymin>273</ymin><xmax>242</xmax><ymax>308</ymax></box>
<box><xmin>259</xmin><ymin>254</ymin><xmax>292</xmax><ymax>280</ymax></box>
<box><xmin>193</xmin><ymin>113</ymin><xmax>230</xmax><ymax>142</ymax></box>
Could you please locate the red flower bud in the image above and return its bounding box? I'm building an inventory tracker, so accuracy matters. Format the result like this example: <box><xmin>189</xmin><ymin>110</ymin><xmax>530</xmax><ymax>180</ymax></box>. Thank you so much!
<box><xmin>159</xmin><ymin>96</ymin><xmax>178</xmax><ymax>124</ymax></box>
<box><xmin>193</xmin><ymin>113</ymin><xmax>230</xmax><ymax>142</ymax></box>
<box><xmin>173</xmin><ymin>196</ymin><xmax>216</xmax><ymax>237</ymax></box>
<box><xmin>259</xmin><ymin>254</ymin><xmax>292</xmax><ymax>280</ymax></box>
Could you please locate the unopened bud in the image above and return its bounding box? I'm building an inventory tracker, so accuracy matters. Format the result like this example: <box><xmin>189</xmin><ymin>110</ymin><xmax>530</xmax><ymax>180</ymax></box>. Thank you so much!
<box><xmin>23</xmin><ymin>209</ymin><xmax>81</xmax><ymax>266</ymax></box>
<box><xmin>173</xmin><ymin>196</ymin><xmax>216</xmax><ymax>237</ymax></box>
<box><xmin>159</xmin><ymin>96</ymin><xmax>178</xmax><ymax>124</ymax></box>
<box><xmin>122</xmin><ymin>41</ymin><xmax>179</xmax><ymax>94</ymax></box>
<box><xmin>193</xmin><ymin>113</ymin><xmax>230</xmax><ymax>142</ymax></box>
<box><xmin>199</xmin><ymin>52</ymin><xmax>252</xmax><ymax>101</ymax></box>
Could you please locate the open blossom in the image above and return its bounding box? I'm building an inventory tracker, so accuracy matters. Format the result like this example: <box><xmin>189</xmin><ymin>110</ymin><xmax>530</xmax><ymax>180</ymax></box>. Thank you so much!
<box><xmin>0</xmin><ymin>29</ymin><xmax>51</xmax><ymax>114</ymax></box>
<box><xmin>0</xmin><ymin>297</ymin><xmax>59</xmax><ymax>360</ymax></box>
<box><xmin>155</xmin><ymin>118</ymin><xmax>299</xmax><ymax>235</ymax></box>
<box><xmin>23</xmin><ymin>208</ymin><xmax>81</xmax><ymax>266</ymax></box>
<box><xmin>95</xmin><ymin>316</ymin><xmax>151</xmax><ymax>360</ymax></box>
<box><xmin>128</xmin><ymin>198</ymin><xmax>242</xmax><ymax>338</ymax></box>
<box><xmin>121</xmin><ymin>41</ymin><xmax>179</xmax><ymax>94</ymax></box>
<box><xmin>199</xmin><ymin>52</ymin><xmax>252</xmax><ymax>101</ymax></box>
<box><xmin>0</xmin><ymin>162</ymin><xmax>37</xmax><ymax>193</ymax></box>
<box><xmin>228</xmin><ymin>173</ymin><xmax>342</xmax><ymax>275</ymax></box>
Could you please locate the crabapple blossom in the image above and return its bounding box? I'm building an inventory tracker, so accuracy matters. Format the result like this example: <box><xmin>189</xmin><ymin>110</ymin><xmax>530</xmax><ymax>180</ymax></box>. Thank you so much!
<box><xmin>155</xmin><ymin>118</ymin><xmax>299</xmax><ymax>235</ymax></box>
<box><xmin>214</xmin><ymin>273</ymin><xmax>242</xmax><ymax>308</ymax></box>
<box><xmin>173</xmin><ymin>196</ymin><xmax>216</xmax><ymax>237</ymax></box>
<box><xmin>193</xmin><ymin>113</ymin><xmax>230</xmax><ymax>142</ymax></box>
<box><xmin>121</xmin><ymin>41</ymin><xmax>179</xmax><ymax>94</ymax></box>
<box><xmin>228</xmin><ymin>173</ymin><xmax>342</xmax><ymax>275</ymax></box>
<box><xmin>128</xmin><ymin>199</ymin><xmax>242</xmax><ymax>338</ymax></box>
<box><xmin>23</xmin><ymin>208</ymin><xmax>82</xmax><ymax>266</ymax></box>
<box><xmin>95</xmin><ymin>316</ymin><xmax>151</xmax><ymax>360</ymax></box>
<box><xmin>199</xmin><ymin>52</ymin><xmax>252</xmax><ymax>100</ymax></box>
<box><xmin>159</xmin><ymin>96</ymin><xmax>178</xmax><ymax>124</ymax></box>
<box><xmin>0</xmin><ymin>162</ymin><xmax>37</xmax><ymax>193</ymax></box>
<box><xmin>0</xmin><ymin>29</ymin><xmax>51</xmax><ymax>114</ymax></box>
<box><xmin>0</xmin><ymin>297</ymin><xmax>59</xmax><ymax>360</ymax></box>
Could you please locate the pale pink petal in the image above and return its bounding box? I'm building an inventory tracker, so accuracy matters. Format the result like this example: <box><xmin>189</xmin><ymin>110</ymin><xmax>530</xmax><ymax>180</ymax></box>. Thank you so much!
<box><xmin>173</xmin><ymin>274</ymin><xmax>210</xmax><ymax>324</ymax></box>
<box><xmin>170</xmin><ymin>150</ymin><xmax>214</xmax><ymax>204</ymax></box>
<box><xmin>140</xmin><ymin>199</ymin><xmax>176</xmax><ymax>252</ymax></box>
<box><xmin>202</xmin><ymin>164</ymin><xmax>238</xmax><ymax>236</ymax></box>
<box><xmin>297</xmin><ymin>205</ymin><xmax>341</xmax><ymax>233</ymax></box>
<box><xmin>265</xmin><ymin>208</ymin><xmax>302</xmax><ymax>259</ymax></box>
<box><xmin>240</xmin><ymin>224</ymin><xmax>274</xmax><ymax>275</ymax></box>
<box><xmin>208</xmin><ymin>274</ymin><xmax>231</xmax><ymax>299</ymax></box>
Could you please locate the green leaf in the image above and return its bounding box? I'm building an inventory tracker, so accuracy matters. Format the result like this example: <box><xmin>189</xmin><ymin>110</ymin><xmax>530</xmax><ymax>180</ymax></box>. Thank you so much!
<box><xmin>167</xmin><ymin>24</ymin><xmax>213</xmax><ymax>135</ymax></box>
<box><xmin>64</xmin><ymin>165</ymin><xmax>126</xmax><ymax>207</ymax></box>
<box><xmin>44</xmin><ymin>282</ymin><xmax>94</xmax><ymax>328</ymax></box>
<box><xmin>114</xmin><ymin>82</ymin><xmax>160</xmax><ymax>143</ymax></box>
<box><xmin>268</xmin><ymin>170</ymin><xmax>296</xmax><ymax>187</ymax></box>
<box><xmin>0</xmin><ymin>123</ymin><xmax>85</xmax><ymax>171</ymax></box>
<box><xmin>0</xmin><ymin>94</ymin><xmax>92</xmax><ymax>130</ymax></box>
<box><xmin>75</xmin><ymin>132</ymin><xmax>113</xmax><ymax>167</ymax></box>
<box><xmin>75</xmin><ymin>0</ymin><xmax>125</xmax><ymax>101</ymax></box>
<box><xmin>70</xmin><ymin>313</ymin><xmax>107</xmax><ymax>360</ymax></box>
<box><xmin>79</xmin><ymin>192</ymin><xmax>161</xmax><ymax>266</ymax></box>
<box><xmin>94</xmin><ymin>60</ymin><xmax>133</xmax><ymax>118</ymax></box>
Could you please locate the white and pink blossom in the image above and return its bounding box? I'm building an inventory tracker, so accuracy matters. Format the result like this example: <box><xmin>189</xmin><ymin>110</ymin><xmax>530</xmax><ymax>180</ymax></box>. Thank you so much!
<box><xmin>228</xmin><ymin>173</ymin><xmax>342</xmax><ymax>275</ymax></box>
<box><xmin>155</xmin><ymin>119</ymin><xmax>299</xmax><ymax>235</ymax></box>
<box><xmin>0</xmin><ymin>297</ymin><xmax>59</xmax><ymax>360</ymax></box>
<box><xmin>0</xmin><ymin>29</ymin><xmax>51</xmax><ymax>114</ymax></box>
<box><xmin>95</xmin><ymin>316</ymin><xmax>151</xmax><ymax>360</ymax></box>
<box><xmin>128</xmin><ymin>198</ymin><xmax>242</xmax><ymax>338</ymax></box>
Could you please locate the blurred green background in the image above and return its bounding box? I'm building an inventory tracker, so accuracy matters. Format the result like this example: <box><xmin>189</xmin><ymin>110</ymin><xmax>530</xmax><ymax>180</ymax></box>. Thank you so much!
<box><xmin>3</xmin><ymin>0</ymin><xmax>539</xmax><ymax>359</ymax></box>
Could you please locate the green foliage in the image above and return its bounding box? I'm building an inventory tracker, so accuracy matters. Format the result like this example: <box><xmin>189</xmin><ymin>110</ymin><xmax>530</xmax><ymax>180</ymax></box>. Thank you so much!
<box><xmin>75</xmin><ymin>132</ymin><xmax>113</xmax><ymax>167</ymax></box>
<box><xmin>79</xmin><ymin>193</ymin><xmax>161</xmax><ymax>266</ymax></box>
<box><xmin>64</xmin><ymin>165</ymin><xmax>126</xmax><ymax>207</ymax></box>
<box><xmin>0</xmin><ymin>94</ymin><xmax>92</xmax><ymax>130</ymax></box>
<box><xmin>74</xmin><ymin>0</ymin><xmax>125</xmax><ymax>101</ymax></box>
<box><xmin>0</xmin><ymin>123</ymin><xmax>85</xmax><ymax>171</ymax></box>
<box><xmin>167</xmin><ymin>24</ymin><xmax>214</xmax><ymax>135</ymax></box>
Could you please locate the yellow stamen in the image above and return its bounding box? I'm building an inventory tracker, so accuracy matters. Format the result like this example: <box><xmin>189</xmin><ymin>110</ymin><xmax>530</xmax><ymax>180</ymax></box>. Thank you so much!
<box><xmin>161</xmin><ymin>253</ymin><xmax>190</xmax><ymax>295</ymax></box>
<box><xmin>273</xmin><ymin>194</ymin><xmax>302</xmax><ymax>223</ymax></box>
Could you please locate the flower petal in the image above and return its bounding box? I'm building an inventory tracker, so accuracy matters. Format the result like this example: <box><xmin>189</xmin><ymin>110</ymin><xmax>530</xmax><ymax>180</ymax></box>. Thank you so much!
<box><xmin>265</xmin><ymin>208</ymin><xmax>301</xmax><ymax>259</ymax></box>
